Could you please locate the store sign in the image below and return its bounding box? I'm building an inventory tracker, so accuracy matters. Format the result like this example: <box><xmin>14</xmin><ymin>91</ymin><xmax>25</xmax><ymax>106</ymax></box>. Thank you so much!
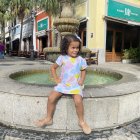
<box><xmin>37</xmin><ymin>18</ymin><xmax>48</xmax><ymax>31</ymax></box>
<box><xmin>108</xmin><ymin>0</ymin><xmax>140</xmax><ymax>22</ymax></box>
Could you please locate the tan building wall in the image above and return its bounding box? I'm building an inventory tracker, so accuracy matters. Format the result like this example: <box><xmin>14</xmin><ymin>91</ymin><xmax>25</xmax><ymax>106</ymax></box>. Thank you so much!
<box><xmin>75</xmin><ymin>0</ymin><xmax>106</xmax><ymax>50</ymax></box>
<box><xmin>87</xmin><ymin>0</ymin><xmax>106</xmax><ymax>50</ymax></box>
<box><xmin>75</xmin><ymin>1</ymin><xmax>87</xmax><ymax>19</ymax></box>
<box><xmin>75</xmin><ymin>0</ymin><xmax>107</xmax><ymax>63</ymax></box>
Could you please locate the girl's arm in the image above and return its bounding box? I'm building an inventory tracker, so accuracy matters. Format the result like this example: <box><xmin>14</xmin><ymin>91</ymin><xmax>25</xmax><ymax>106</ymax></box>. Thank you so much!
<box><xmin>50</xmin><ymin>63</ymin><xmax>61</xmax><ymax>84</ymax></box>
<box><xmin>78</xmin><ymin>69</ymin><xmax>86</xmax><ymax>86</ymax></box>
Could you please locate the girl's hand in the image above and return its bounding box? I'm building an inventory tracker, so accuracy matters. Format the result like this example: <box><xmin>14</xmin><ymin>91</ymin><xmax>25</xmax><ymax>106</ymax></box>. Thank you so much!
<box><xmin>78</xmin><ymin>80</ymin><xmax>84</xmax><ymax>86</ymax></box>
<box><xmin>50</xmin><ymin>63</ymin><xmax>61</xmax><ymax>84</ymax></box>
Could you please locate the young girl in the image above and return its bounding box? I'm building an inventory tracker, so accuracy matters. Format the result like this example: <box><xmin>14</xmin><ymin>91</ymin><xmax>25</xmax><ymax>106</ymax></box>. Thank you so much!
<box><xmin>36</xmin><ymin>34</ymin><xmax>91</xmax><ymax>134</ymax></box>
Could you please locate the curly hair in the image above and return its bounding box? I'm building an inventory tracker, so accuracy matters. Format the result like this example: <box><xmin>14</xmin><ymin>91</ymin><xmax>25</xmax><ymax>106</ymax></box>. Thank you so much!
<box><xmin>60</xmin><ymin>34</ymin><xmax>82</xmax><ymax>55</ymax></box>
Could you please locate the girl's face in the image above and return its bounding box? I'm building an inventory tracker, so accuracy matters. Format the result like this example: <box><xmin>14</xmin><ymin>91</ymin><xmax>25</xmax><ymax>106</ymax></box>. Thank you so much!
<box><xmin>67</xmin><ymin>41</ymin><xmax>80</xmax><ymax>58</ymax></box>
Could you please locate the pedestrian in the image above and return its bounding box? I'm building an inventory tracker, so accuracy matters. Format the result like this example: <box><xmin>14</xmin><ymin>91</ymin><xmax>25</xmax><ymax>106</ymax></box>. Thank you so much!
<box><xmin>0</xmin><ymin>41</ymin><xmax>5</xmax><ymax>59</ymax></box>
<box><xmin>35</xmin><ymin>34</ymin><xmax>91</xmax><ymax>134</ymax></box>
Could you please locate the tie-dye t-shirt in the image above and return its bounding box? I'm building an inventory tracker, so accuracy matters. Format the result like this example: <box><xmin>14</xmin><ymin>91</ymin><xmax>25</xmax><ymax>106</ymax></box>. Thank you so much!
<box><xmin>54</xmin><ymin>55</ymin><xmax>87</xmax><ymax>97</ymax></box>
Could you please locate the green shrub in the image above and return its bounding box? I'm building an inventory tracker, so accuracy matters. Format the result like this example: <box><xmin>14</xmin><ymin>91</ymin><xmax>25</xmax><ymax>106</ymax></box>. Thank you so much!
<box><xmin>123</xmin><ymin>47</ymin><xmax>140</xmax><ymax>59</ymax></box>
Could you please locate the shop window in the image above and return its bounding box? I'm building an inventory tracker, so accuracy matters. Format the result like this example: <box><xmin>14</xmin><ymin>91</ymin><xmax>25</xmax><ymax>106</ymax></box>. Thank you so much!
<box><xmin>106</xmin><ymin>30</ymin><xmax>113</xmax><ymax>52</ymax></box>
<box><xmin>115</xmin><ymin>32</ymin><xmax>122</xmax><ymax>52</ymax></box>
<box><xmin>79</xmin><ymin>21</ymin><xmax>87</xmax><ymax>47</ymax></box>
<box><xmin>124</xmin><ymin>26</ymin><xmax>139</xmax><ymax>49</ymax></box>
<box><xmin>79</xmin><ymin>30</ymin><xmax>86</xmax><ymax>47</ymax></box>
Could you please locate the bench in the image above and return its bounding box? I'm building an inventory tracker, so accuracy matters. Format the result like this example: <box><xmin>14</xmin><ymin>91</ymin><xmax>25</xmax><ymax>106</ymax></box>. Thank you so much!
<box><xmin>85</xmin><ymin>50</ymin><xmax>99</xmax><ymax>65</ymax></box>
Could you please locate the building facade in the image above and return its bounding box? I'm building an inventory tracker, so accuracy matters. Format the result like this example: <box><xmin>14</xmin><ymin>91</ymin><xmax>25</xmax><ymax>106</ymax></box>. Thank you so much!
<box><xmin>3</xmin><ymin>0</ymin><xmax>140</xmax><ymax>62</ymax></box>
<box><xmin>35</xmin><ymin>11</ymin><xmax>52</xmax><ymax>55</ymax></box>
<box><xmin>4</xmin><ymin>11</ymin><xmax>52</xmax><ymax>57</ymax></box>
<box><xmin>21</xmin><ymin>17</ymin><xmax>33</xmax><ymax>53</ymax></box>
<box><xmin>75</xmin><ymin>0</ymin><xmax>140</xmax><ymax>63</ymax></box>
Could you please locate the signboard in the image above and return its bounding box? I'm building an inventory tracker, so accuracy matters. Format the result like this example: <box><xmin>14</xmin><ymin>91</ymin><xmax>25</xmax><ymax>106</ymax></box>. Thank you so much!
<box><xmin>37</xmin><ymin>18</ymin><xmax>48</xmax><ymax>31</ymax></box>
<box><xmin>108</xmin><ymin>0</ymin><xmax>140</xmax><ymax>22</ymax></box>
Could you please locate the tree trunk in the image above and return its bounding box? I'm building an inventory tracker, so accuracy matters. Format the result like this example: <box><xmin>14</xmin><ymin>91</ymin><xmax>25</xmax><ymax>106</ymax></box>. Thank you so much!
<box><xmin>1</xmin><ymin>17</ymin><xmax>5</xmax><ymax>44</ymax></box>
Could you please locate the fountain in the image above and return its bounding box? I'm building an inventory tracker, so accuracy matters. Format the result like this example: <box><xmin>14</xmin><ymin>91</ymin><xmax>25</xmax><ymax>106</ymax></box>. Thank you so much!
<box><xmin>0</xmin><ymin>60</ymin><xmax>140</xmax><ymax>133</ymax></box>
<box><xmin>44</xmin><ymin>0</ymin><xmax>91</xmax><ymax>62</ymax></box>
<box><xmin>53</xmin><ymin>0</ymin><xmax>79</xmax><ymax>35</ymax></box>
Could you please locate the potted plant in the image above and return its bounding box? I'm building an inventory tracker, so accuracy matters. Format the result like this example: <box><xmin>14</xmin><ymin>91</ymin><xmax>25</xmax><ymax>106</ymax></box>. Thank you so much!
<box><xmin>122</xmin><ymin>47</ymin><xmax>140</xmax><ymax>63</ymax></box>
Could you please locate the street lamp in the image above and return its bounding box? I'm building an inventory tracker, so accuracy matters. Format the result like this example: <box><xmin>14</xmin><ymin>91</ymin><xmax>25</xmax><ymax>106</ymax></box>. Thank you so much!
<box><xmin>30</xmin><ymin>10</ymin><xmax>36</xmax><ymax>60</ymax></box>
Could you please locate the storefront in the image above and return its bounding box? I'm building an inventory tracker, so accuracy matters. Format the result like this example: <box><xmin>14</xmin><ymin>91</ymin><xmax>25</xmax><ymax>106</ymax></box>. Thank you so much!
<box><xmin>22</xmin><ymin>18</ymin><xmax>32</xmax><ymax>53</ymax></box>
<box><xmin>10</xmin><ymin>24</ymin><xmax>21</xmax><ymax>56</ymax></box>
<box><xmin>75</xmin><ymin>0</ymin><xmax>140</xmax><ymax>63</ymax></box>
<box><xmin>105</xmin><ymin>0</ymin><xmax>140</xmax><ymax>62</ymax></box>
<box><xmin>35</xmin><ymin>11</ymin><xmax>52</xmax><ymax>54</ymax></box>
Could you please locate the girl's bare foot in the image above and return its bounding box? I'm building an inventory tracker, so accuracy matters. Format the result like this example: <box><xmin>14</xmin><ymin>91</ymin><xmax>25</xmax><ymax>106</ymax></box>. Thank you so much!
<box><xmin>79</xmin><ymin>121</ymin><xmax>91</xmax><ymax>135</ymax></box>
<box><xmin>35</xmin><ymin>118</ymin><xmax>53</xmax><ymax>128</ymax></box>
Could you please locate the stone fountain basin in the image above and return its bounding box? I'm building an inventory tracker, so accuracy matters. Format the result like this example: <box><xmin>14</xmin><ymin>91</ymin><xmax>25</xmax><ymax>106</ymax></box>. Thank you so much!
<box><xmin>0</xmin><ymin>66</ymin><xmax>140</xmax><ymax>133</ymax></box>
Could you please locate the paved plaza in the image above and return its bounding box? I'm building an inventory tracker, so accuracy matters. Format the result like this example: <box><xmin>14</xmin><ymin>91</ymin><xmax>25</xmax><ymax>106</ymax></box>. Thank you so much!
<box><xmin>0</xmin><ymin>56</ymin><xmax>140</xmax><ymax>140</ymax></box>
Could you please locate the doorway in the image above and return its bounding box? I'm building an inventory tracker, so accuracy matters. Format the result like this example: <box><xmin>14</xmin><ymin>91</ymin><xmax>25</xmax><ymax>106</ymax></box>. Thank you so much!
<box><xmin>38</xmin><ymin>36</ymin><xmax>48</xmax><ymax>52</ymax></box>
<box><xmin>42</xmin><ymin>36</ymin><xmax>48</xmax><ymax>49</ymax></box>
<box><xmin>79</xmin><ymin>21</ymin><xmax>87</xmax><ymax>47</ymax></box>
<box><xmin>106</xmin><ymin>29</ymin><xmax>124</xmax><ymax>62</ymax></box>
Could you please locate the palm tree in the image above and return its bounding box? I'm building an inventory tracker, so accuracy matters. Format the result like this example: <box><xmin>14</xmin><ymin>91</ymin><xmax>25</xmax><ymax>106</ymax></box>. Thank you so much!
<box><xmin>9</xmin><ymin>0</ymin><xmax>40</xmax><ymax>55</ymax></box>
<box><xmin>39</xmin><ymin>0</ymin><xmax>78</xmax><ymax>36</ymax></box>
<box><xmin>0</xmin><ymin>0</ymin><xmax>11</xmax><ymax>44</ymax></box>
<box><xmin>41</xmin><ymin>0</ymin><xmax>85</xmax><ymax>62</ymax></box>
<box><xmin>9</xmin><ymin>0</ymin><xmax>29</xmax><ymax>54</ymax></box>
<box><xmin>40</xmin><ymin>0</ymin><xmax>76</xmax><ymax>17</ymax></box>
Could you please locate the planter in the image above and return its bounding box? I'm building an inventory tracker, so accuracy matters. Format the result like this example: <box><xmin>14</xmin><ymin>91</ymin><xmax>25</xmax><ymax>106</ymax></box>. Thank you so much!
<box><xmin>122</xmin><ymin>59</ymin><xmax>139</xmax><ymax>64</ymax></box>
<box><xmin>122</xmin><ymin>47</ymin><xmax>140</xmax><ymax>63</ymax></box>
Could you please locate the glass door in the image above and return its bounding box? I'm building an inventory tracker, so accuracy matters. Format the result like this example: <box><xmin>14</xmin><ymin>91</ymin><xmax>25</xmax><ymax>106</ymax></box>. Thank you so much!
<box><xmin>114</xmin><ymin>31</ymin><xmax>123</xmax><ymax>61</ymax></box>
<box><xmin>106</xmin><ymin>29</ymin><xmax>123</xmax><ymax>62</ymax></box>
<box><xmin>106</xmin><ymin>30</ymin><xmax>113</xmax><ymax>61</ymax></box>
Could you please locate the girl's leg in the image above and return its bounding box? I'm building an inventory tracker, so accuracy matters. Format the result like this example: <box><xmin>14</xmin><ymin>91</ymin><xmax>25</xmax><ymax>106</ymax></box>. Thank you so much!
<box><xmin>35</xmin><ymin>90</ymin><xmax>62</xmax><ymax>127</ymax></box>
<box><xmin>72</xmin><ymin>94</ymin><xmax>91</xmax><ymax>134</ymax></box>
<box><xmin>72</xmin><ymin>94</ymin><xmax>84</xmax><ymax>123</ymax></box>
<box><xmin>46</xmin><ymin>91</ymin><xmax>62</xmax><ymax>120</ymax></box>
